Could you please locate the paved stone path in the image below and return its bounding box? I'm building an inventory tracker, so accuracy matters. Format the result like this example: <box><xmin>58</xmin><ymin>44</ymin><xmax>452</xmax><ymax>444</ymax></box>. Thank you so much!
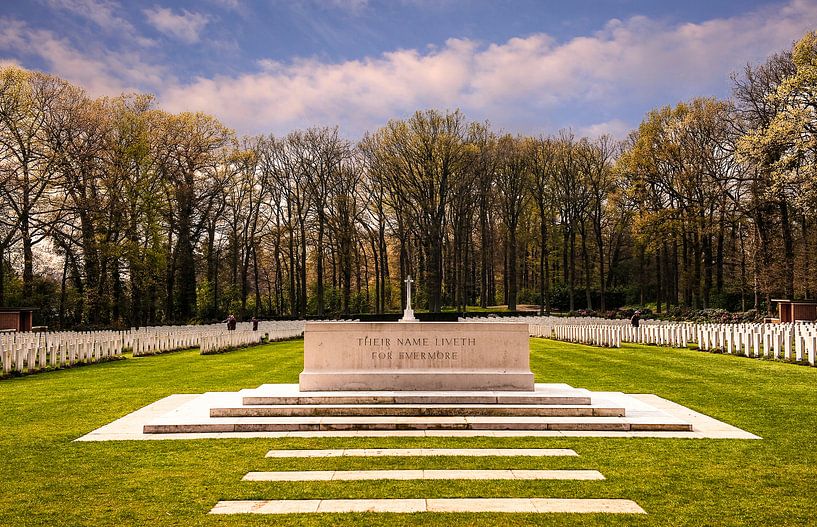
<box><xmin>243</xmin><ymin>469</ymin><xmax>605</xmax><ymax>481</ymax></box>
<box><xmin>265</xmin><ymin>447</ymin><xmax>579</xmax><ymax>457</ymax></box>
<box><xmin>210</xmin><ymin>498</ymin><xmax>646</xmax><ymax>514</ymax></box>
<box><xmin>209</xmin><ymin>446</ymin><xmax>647</xmax><ymax>516</ymax></box>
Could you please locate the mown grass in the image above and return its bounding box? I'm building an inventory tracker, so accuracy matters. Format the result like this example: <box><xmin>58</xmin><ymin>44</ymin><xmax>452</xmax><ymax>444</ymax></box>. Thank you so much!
<box><xmin>1</xmin><ymin>338</ymin><xmax>815</xmax><ymax>526</ymax></box>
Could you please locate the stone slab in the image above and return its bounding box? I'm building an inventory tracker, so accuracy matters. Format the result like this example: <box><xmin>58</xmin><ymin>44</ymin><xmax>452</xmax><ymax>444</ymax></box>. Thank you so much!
<box><xmin>300</xmin><ymin>321</ymin><xmax>533</xmax><ymax>391</ymax></box>
<box><xmin>242</xmin><ymin>469</ymin><xmax>604</xmax><ymax>481</ymax></box>
<box><xmin>264</xmin><ymin>448</ymin><xmax>579</xmax><ymax>458</ymax></box>
<box><xmin>142</xmin><ymin>414</ymin><xmax>692</xmax><ymax>433</ymax></box>
<box><xmin>210</xmin><ymin>498</ymin><xmax>646</xmax><ymax>514</ymax></box>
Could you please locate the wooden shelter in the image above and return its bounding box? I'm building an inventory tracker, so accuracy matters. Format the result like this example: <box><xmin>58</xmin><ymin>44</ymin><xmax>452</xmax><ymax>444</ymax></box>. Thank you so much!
<box><xmin>773</xmin><ymin>299</ymin><xmax>817</xmax><ymax>323</ymax></box>
<box><xmin>0</xmin><ymin>308</ymin><xmax>35</xmax><ymax>332</ymax></box>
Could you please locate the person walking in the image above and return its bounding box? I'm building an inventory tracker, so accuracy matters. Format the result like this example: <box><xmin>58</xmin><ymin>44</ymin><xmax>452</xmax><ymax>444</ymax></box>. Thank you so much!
<box><xmin>251</xmin><ymin>316</ymin><xmax>259</xmax><ymax>331</ymax></box>
<box><xmin>630</xmin><ymin>310</ymin><xmax>641</xmax><ymax>328</ymax></box>
<box><xmin>227</xmin><ymin>314</ymin><xmax>237</xmax><ymax>331</ymax></box>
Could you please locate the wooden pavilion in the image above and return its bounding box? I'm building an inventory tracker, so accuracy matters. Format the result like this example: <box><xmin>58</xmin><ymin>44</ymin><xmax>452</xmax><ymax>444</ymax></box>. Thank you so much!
<box><xmin>0</xmin><ymin>308</ymin><xmax>35</xmax><ymax>332</ymax></box>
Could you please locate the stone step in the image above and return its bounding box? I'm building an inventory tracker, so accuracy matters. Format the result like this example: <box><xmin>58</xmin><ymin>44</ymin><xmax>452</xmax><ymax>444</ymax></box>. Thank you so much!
<box><xmin>144</xmin><ymin>415</ymin><xmax>692</xmax><ymax>434</ymax></box>
<box><xmin>211</xmin><ymin>404</ymin><xmax>624</xmax><ymax>418</ymax></box>
<box><xmin>243</xmin><ymin>393</ymin><xmax>592</xmax><ymax>406</ymax></box>
<box><xmin>241</xmin><ymin>383</ymin><xmax>594</xmax><ymax>406</ymax></box>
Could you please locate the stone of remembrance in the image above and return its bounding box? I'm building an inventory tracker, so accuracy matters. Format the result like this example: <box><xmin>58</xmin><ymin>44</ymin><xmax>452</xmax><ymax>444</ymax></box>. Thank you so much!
<box><xmin>299</xmin><ymin>321</ymin><xmax>534</xmax><ymax>391</ymax></box>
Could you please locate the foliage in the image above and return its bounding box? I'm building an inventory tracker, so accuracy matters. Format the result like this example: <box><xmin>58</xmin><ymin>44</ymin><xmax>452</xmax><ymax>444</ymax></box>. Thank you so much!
<box><xmin>2</xmin><ymin>32</ymin><xmax>817</xmax><ymax>328</ymax></box>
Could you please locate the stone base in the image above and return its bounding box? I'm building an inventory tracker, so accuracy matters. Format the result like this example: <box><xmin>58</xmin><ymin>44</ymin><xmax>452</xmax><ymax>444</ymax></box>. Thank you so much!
<box><xmin>74</xmin><ymin>384</ymin><xmax>763</xmax><ymax>440</ymax></box>
<box><xmin>298</xmin><ymin>371</ymin><xmax>534</xmax><ymax>392</ymax></box>
<box><xmin>301</xmin><ymin>321</ymin><xmax>534</xmax><ymax>391</ymax></box>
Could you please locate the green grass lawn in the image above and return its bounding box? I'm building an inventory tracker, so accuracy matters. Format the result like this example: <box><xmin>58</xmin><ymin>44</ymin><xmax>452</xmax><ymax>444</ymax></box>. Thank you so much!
<box><xmin>1</xmin><ymin>338</ymin><xmax>816</xmax><ymax>526</ymax></box>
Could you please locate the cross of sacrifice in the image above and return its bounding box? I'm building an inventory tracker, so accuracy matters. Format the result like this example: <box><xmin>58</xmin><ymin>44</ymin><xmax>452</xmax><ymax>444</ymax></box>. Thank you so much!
<box><xmin>404</xmin><ymin>275</ymin><xmax>414</xmax><ymax>311</ymax></box>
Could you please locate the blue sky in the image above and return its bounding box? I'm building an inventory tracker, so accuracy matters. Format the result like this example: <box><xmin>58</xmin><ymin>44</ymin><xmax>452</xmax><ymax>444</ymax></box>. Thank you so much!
<box><xmin>1</xmin><ymin>0</ymin><xmax>815</xmax><ymax>138</ymax></box>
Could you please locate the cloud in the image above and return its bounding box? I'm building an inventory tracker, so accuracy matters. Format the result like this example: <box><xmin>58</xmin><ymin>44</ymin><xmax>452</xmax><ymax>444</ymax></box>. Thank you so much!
<box><xmin>5</xmin><ymin>0</ymin><xmax>817</xmax><ymax>139</ymax></box>
<box><xmin>44</xmin><ymin>0</ymin><xmax>155</xmax><ymax>47</ymax></box>
<box><xmin>578</xmin><ymin>119</ymin><xmax>632</xmax><ymax>140</ymax></box>
<box><xmin>209</xmin><ymin>0</ymin><xmax>241</xmax><ymax>9</ymax></box>
<box><xmin>144</xmin><ymin>7</ymin><xmax>210</xmax><ymax>44</ymax></box>
<box><xmin>325</xmin><ymin>0</ymin><xmax>369</xmax><ymax>13</ymax></box>
<box><xmin>158</xmin><ymin>0</ymin><xmax>817</xmax><ymax>137</ymax></box>
<box><xmin>0</xmin><ymin>17</ymin><xmax>168</xmax><ymax>95</ymax></box>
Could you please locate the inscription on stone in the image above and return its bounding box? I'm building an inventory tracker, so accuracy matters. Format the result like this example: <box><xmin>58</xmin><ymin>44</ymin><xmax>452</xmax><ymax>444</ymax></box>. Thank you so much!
<box><xmin>357</xmin><ymin>335</ymin><xmax>477</xmax><ymax>365</ymax></box>
<box><xmin>357</xmin><ymin>336</ymin><xmax>477</xmax><ymax>347</ymax></box>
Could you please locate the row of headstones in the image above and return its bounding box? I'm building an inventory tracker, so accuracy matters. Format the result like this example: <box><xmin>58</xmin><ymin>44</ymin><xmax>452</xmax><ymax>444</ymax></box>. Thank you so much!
<box><xmin>0</xmin><ymin>321</ymin><xmax>305</xmax><ymax>374</ymax></box>
<box><xmin>129</xmin><ymin>321</ymin><xmax>304</xmax><ymax>356</ymax></box>
<box><xmin>525</xmin><ymin>319</ymin><xmax>817</xmax><ymax>367</ymax></box>
<box><xmin>535</xmin><ymin>324</ymin><xmax>624</xmax><ymax>347</ymax></box>
<box><xmin>0</xmin><ymin>330</ymin><xmax>125</xmax><ymax>375</ymax></box>
<box><xmin>694</xmin><ymin>322</ymin><xmax>817</xmax><ymax>365</ymax></box>
<box><xmin>542</xmin><ymin>323</ymin><xmax>692</xmax><ymax>348</ymax></box>
<box><xmin>199</xmin><ymin>326</ymin><xmax>304</xmax><ymax>355</ymax></box>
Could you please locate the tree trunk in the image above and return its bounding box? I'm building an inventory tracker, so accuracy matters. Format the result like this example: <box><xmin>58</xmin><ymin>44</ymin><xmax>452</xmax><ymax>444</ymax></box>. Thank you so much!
<box><xmin>656</xmin><ymin>251</ymin><xmax>663</xmax><ymax>314</ymax></box>
<box><xmin>716</xmin><ymin>216</ymin><xmax>725</xmax><ymax>295</ymax></box>
<box><xmin>379</xmin><ymin>219</ymin><xmax>389</xmax><ymax>312</ymax></box>
<box><xmin>780</xmin><ymin>200</ymin><xmax>795</xmax><ymax>299</ymax></box>
<box><xmin>0</xmin><ymin>245</ymin><xmax>5</xmax><ymax>307</ymax></box>
<box><xmin>58</xmin><ymin>252</ymin><xmax>67</xmax><ymax>328</ymax></box>
<box><xmin>507</xmin><ymin>226</ymin><xmax>518</xmax><ymax>311</ymax></box>
<box><xmin>803</xmin><ymin>218</ymin><xmax>811</xmax><ymax>299</ymax></box>
<box><xmin>568</xmin><ymin>228</ymin><xmax>576</xmax><ymax>312</ymax></box>
<box><xmin>425</xmin><ymin>230</ymin><xmax>443</xmax><ymax>312</ymax></box>
<box><xmin>596</xmin><ymin>223</ymin><xmax>606</xmax><ymax>312</ymax></box>
<box><xmin>370</xmin><ymin>235</ymin><xmax>381</xmax><ymax>314</ymax></box>
<box><xmin>538</xmin><ymin>213</ymin><xmax>547</xmax><ymax>313</ymax></box>
<box><xmin>299</xmin><ymin>218</ymin><xmax>308</xmax><ymax>316</ymax></box>
<box><xmin>22</xmin><ymin>209</ymin><xmax>33</xmax><ymax>301</ymax></box>
<box><xmin>316</xmin><ymin>215</ymin><xmax>325</xmax><ymax>316</ymax></box>
<box><xmin>253</xmin><ymin>246</ymin><xmax>261</xmax><ymax>317</ymax></box>
<box><xmin>288</xmin><ymin>220</ymin><xmax>296</xmax><ymax>317</ymax></box>
<box><xmin>581</xmin><ymin>229</ymin><xmax>592</xmax><ymax>310</ymax></box>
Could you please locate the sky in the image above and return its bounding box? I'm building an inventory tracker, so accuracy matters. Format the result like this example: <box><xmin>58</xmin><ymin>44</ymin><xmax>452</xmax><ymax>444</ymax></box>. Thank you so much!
<box><xmin>1</xmin><ymin>0</ymin><xmax>816</xmax><ymax>139</ymax></box>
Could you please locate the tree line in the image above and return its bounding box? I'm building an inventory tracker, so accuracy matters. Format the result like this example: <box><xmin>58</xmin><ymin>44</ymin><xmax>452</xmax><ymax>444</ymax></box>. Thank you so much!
<box><xmin>1</xmin><ymin>32</ymin><xmax>815</xmax><ymax>328</ymax></box>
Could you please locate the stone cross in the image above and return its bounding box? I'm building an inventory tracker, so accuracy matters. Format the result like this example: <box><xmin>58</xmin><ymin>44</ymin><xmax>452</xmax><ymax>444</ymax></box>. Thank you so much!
<box><xmin>400</xmin><ymin>275</ymin><xmax>417</xmax><ymax>322</ymax></box>
<box><xmin>405</xmin><ymin>275</ymin><xmax>414</xmax><ymax>311</ymax></box>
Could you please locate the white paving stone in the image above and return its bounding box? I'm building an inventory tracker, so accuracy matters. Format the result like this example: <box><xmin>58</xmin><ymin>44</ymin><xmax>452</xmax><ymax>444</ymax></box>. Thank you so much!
<box><xmin>528</xmin><ymin>498</ymin><xmax>646</xmax><ymax>514</ymax></box>
<box><xmin>265</xmin><ymin>448</ymin><xmax>579</xmax><ymax>458</ymax></box>
<box><xmin>210</xmin><ymin>498</ymin><xmax>646</xmax><ymax>514</ymax></box>
<box><xmin>316</xmin><ymin>499</ymin><xmax>426</xmax><ymax>513</ymax></box>
<box><xmin>243</xmin><ymin>469</ymin><xmax>604</xmax><ymax>481</ymax></box>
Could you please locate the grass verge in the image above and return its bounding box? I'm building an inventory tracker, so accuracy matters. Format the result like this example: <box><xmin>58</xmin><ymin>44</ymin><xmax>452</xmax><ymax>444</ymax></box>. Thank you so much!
<box><xmin>0</xmin><ymin>338</ymin><xmax>815</xmax><ymax>526</ymax></box>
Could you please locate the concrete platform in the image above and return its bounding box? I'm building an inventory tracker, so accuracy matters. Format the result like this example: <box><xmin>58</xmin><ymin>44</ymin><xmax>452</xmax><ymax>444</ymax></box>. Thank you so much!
<box><xmin>75</xmin><ymin>384</ymin><xmax>762</xmax><ymax>441</ymax></box>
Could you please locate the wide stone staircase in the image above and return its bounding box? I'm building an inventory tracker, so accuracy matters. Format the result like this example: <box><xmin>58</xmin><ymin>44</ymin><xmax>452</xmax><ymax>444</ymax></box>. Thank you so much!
<box><xmin>143</xmin><ymin>383</ymin><xmax>693</xmax><ymax>434</ymax></box>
